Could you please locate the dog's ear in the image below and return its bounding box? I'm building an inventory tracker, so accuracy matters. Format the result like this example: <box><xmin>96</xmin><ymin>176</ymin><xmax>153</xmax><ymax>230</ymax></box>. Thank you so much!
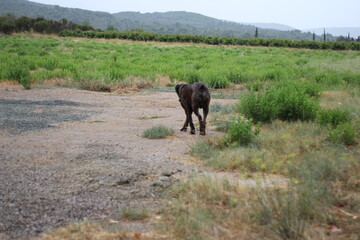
<box><xmin>175</xmin><ymin>84</ymin><xmax>183</xmax><ymax>97</ymax></box>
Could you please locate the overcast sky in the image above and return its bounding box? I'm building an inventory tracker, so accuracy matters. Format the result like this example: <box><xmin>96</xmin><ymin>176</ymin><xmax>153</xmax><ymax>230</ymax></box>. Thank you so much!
<box><xmin>30</xmin><ymin>0</ymin><xmax>359</xmax><ymax>30</ymax></box>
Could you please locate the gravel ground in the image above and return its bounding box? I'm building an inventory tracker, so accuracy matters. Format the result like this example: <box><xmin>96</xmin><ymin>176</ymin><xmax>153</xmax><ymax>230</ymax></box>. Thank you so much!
<box><xmin>0</xmin><ymin>99</ymin><xmax>93</xmax><ymax>134</ymax></box>
<box><xmin>0</xmin><ymin>85</ymin><xmax>230</xmax><ymax>239</ymax></box>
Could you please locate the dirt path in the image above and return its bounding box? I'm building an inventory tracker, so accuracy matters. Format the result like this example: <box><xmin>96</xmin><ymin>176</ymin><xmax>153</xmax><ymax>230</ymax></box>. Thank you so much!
<box><xmin>0</xmin><ymin>85</ymin><xmax>234</xmax><ymax>239</ymax></box>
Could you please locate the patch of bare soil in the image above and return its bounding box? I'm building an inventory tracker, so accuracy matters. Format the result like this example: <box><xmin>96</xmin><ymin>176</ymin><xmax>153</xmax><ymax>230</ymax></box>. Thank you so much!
<box><xmin>0</xmin><ymin>85</ymin><xmax>236</xmax><ymax>239</ymax></box>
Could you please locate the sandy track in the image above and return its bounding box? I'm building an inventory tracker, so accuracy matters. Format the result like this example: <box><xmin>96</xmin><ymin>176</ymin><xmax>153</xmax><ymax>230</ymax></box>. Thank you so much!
<box><xmin>0</xmin><ymin>85</ymin><xmax>232</xmax><ymax>239</ymax></box>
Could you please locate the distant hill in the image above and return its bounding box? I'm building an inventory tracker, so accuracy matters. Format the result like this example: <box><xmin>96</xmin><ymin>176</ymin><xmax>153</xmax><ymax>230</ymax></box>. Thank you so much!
<box><xmin>0</xmin><ymin>0</ymin><xmax>332</xmax><ymax>40</ymax></box>
<box><xmin>0</xmin><ymin>0</ymin><xmax>116</xmax><ymax>29</ymax></box>
<box><xmin>303</xmin><ymin>27</ymin><xmax>360</xmax><ymax>38</ymax></box>
<box><xmin>245</xmin><ymin>23</ymin><xmax>296</xmax><ymax>31</ymax></box>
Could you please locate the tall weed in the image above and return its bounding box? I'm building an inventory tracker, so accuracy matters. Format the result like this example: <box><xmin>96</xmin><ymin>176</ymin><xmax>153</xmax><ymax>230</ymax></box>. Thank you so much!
<box><xmin>4</xmin><ymin>64</ymin><xmax>31</xmax><ymax>89</ymax></box>
<box><xmin>316</xmin><ymin>108</ymin><xmax>352</xmax><ymax>128</ymax></box>
<box><xmin>329</xmin><ymin>122</ymin><xmax>358</xmax><ymax>145</ymax></box>
<box><xmin>239</xmin><ymin>82</ymin><xmax>319</xmax><ymax>123</ymax></box>
<box><xmin>224</xmin><ymin>116</ymin><xmax>260</xmax><ymax>146</ymax></box>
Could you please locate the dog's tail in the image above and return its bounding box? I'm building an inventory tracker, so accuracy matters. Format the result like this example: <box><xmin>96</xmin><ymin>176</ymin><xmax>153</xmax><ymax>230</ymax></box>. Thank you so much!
<box><xmin>196</xmin><ymin>83</ymin><xmax>210</xmax><ymax>108</ymax></box>
<box><xmin>199</xmin><ymin>84</ymin><xmax>207</xmax><ymax>91</ymax></box>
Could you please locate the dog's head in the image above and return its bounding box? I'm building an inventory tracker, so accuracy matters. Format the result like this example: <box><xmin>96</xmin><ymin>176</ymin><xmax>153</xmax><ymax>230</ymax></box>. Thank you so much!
<box><xmin>175</xmin><ymin>84</ymin><xmax>185</xmax><ymax>97</ymax></box>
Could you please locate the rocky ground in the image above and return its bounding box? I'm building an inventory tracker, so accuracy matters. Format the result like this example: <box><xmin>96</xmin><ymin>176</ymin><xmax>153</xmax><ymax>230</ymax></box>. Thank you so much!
<box><xmin>0</xmin><ymin>85</ymin><xmax>234</xmax><ymax>239</ymax></box>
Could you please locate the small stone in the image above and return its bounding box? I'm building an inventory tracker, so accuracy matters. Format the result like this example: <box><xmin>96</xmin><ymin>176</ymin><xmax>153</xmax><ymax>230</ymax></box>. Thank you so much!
<box><xmin>113</xmin><ymin>177</ymin><xmax>131</xmax><ymax>186</ymax></box>
<box><xmin>152</xmin><ymin>180</ymin><xmax>165</xmax><ymax>187</ymax></box>
<box><xmin>108</xmin><ymin>220</ymin><xmax>119</xmax><ymax>224</ymax></box>
<box><xmin>162</xmin><ymin>171</ymin><xmax>172</xmax><ymax>177</ymax></box>
<box><xmin>159</xmin><ymin>176</ymin><xmax>170</xmax><ymax>181</ymax></box>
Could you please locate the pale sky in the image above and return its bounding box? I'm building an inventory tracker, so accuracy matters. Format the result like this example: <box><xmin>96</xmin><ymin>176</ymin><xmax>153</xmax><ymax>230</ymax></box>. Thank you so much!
<box><xmin>30</xmin><ymin>0</ymin><xmax>360</xmax><ymax>30</ymax></box>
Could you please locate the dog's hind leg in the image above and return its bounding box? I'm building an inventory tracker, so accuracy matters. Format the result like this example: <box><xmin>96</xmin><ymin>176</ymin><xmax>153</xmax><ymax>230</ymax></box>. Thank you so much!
<box><xmin>194</xmin><ymin>107</ymin><xmax>206</xmax><ymax>135</ymax></box>
<box><xmin>199</xmin><ymin>106</ymin><xmax>209</xmax><ymax>135</ymax></box>
<box><xmin>193</xmin><ymin>107</ymin><xmax>203</xmax><ymax>122</ymax></box>
<box><xmin>180</xmin><ymin>118</ymin><xmax>188</xmax><ymax>132</ymax></box>
<box><xmin>188</xmin><ymin>110</ymin><xmax>196</xmax><ymax>134</ymax></box>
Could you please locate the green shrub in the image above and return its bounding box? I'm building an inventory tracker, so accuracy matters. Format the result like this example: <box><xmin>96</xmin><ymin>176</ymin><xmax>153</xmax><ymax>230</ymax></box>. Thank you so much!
<box><xmin>342</xmin><ymin>71</ymin><xmax>360</xmax><ymax>86</ymax></box>
<box><xmin>227</xmin><ymin>71</ymin><xmax>253</xmax><ymax>84</ymax></box>
<box><xmin>142</xmin><ymin>125</ymin><xmax>174</xmax><ymax>139</ymax></box>
<box><xmin>19</xmin><ymin>72</ymin><xmax>32</xmax><ymax>90</ymax></box>
<box><xmin>239</xmin><ymin>82</ymin><xmax>319</xmax><ymax>123</ymax></box>
<box><xmin>107</xmin><ymin>67</ymin><xmax>126</xmax><ymax>81</ymax></box>
<box><xmin>274</xmin><ymin>85</ymin><xmax>319</xmax><ymax>122</ymax></box>
<box><xmin>224</xmin><ymin>116</ymin><xmax>260</xmax><ymax>146</ymax></box>
<box><xmin>316</xmin><ymin>108</ymin><xmax>351</xmax><ymax>128</ymax></box>
<box><xmin>42</xmin><ymin>57</ymin><xmax>59</xmax><ymax>70</ymax></box>
<box><xmin>184</xmin><ymin>70</ymin><xmax>202</xmax><ymax>84</ymax></box>
<box><xmin>329</xmin><ymin>122</ymin><xmax>357</xmax><ymax>145</ymax></box>
<box><xmin>311</xmin><ymin>70</ymin><xmax>343</xmax><ymax>86</ymax></box>
<box><xmin>245</xmin><ymin>81</ymin><xmax>264</xmax><ymax>91</ymax></box>
<box><xmin>270</xmin><ymin>80</ymin><xmax>322</xmax><ymax>98</ymax></box>
<box><xmin>238</xmin><ymin>90</ymin><xmax>280</xmax><ymax>123</ymax></box>
<box><xmin>261</xmin><ymin>67</ymin><xmax>285</xmax><ymax>81</ymax></box>
<box><xmin>5</xmin><ymin>65</ymin><xmax>31</xmax><ymax>89</ymax></box>
<box><xmin>204</xmin><ymin>73</ymin><xmax>230</xmax><ymax>89</ymax></box>
<box><xmin>293</xmin><ymin>81</ymin><xmax>322</xmax><ymax>98</ymax></box>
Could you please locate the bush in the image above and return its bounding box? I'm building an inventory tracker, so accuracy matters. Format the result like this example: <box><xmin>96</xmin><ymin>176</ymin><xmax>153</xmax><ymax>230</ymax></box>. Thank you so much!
<box><xmin>274</xmin><ymin>85</ymin><xmax>319</xmax><ymax>122</ymax></box>
<box><xmin>316</xmin><ymin>108</ymin><xmax>352</xmax><ymax>128</ymax></box>
<box><xmin>294</xmin><ymin>81</ymin><xmax>322</xmax><ymax>98</ymax></box>
<box><xmin>329</xmin><ymin>122</ymin><xmax>357</xmax><ymax>145</ymax></box>
<box><xmin>184</xmin><ymin>70</ymin><xmax>202</xmax><ymax>84</ymax></box>
<box><xmin>5</xmin><ymin>65</ymin><xmax>31</xmax><ymax>89</ymax></box>
<box><xmin>204</xmin><ymin>73</ymin><xmax>230</xmax><ymax>89</ymax></box>
<box><xmin>311</xmin><ymin>70</ymin><xmax>343</xmax><ymax>86</ymax></box>
<box><xmin>238</xmin><ymin>90</ymin><xmax>279</xmax><ymax>123</ymax></box>
<box><xmin>224</xmin><ymin>116</ymin><xmax>260</xmax><ymax>146</ymax></box>
<box><xmin>245</xmin><ymin>81</ymin><xmax>264</xmax><ymax>91</ymax></box>
<box><xmin>227</xmin><ymin>71</ymin><xmax>253</xmax><ymax>84</ymax></box>
<box><xmin>239</xmin><ymin>82</ymin><xmax>319</xmax><ymax>123</ymax></box>
<box><xmin>42</xmin><ymin>57</ymin><xmax>59</xmax><ymax>70</ymax></box>
<box><xmin>19</xmin><ymin>72</ymin><xmax>32</xmax><ymax>90</ymax></box>
<box><xmin>142</xmin><ymin>125</ymin><xmax>174</xmax><ymax>139</ymax></box>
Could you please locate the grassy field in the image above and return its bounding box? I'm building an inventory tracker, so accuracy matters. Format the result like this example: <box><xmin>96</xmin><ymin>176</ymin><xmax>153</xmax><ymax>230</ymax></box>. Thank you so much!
<box><xmin>1</xmin><ymin>35</ymin><xmax>359</xmax><ymax>239</ymax></box>
<box><xmin>1</xmin><ymin>35</ymin><xmax>360</xmax><ymax>90</ymax></box>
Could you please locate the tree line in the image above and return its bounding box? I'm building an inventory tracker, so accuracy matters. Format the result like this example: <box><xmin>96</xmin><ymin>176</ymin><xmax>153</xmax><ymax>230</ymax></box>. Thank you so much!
<box><xmin>1</xmin><ymin>14</ymin><xmax>360</xmax><ymax>51</ymax></box>
<box><xmin>58</xmin><ymin>29</ymin><xmax>360</xmax><ymax>51</ymax></box>
<box><xmin>0</xmin><ymin>14</ymin><xmax>94</xmax><ymax>35</ymax></box>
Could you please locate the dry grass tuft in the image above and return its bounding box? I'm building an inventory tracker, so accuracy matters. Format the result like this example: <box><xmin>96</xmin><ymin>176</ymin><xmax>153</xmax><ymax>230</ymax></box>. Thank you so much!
<box><xmin>36</xmin><ymin>222</ymin><xmax>167</xmax><ymax>240</ymax></box>
<box><xmin>320</xmin><ymin>91</ymin><xmax>354</xmax><ymax>109</ymax></box>
<box><xmin>36</xmin><ymin>222</ymin><xmax>128</xmax><ymax>240</ymax></box>
<box><xmin>162</xmin><ymin>174</ymin><xmax>268</xmax><ymax>240</ymax></box>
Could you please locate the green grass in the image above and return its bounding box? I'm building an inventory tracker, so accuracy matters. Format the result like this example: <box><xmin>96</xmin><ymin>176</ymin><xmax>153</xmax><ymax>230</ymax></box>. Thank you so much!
<box><xmin>209</xmin><ymin>102</ymin><xmax>234</xmax><ymax>114</ymax></box>
<box><xmin>1</xmin><ymin>34</ymin><xmax>359</xmax><ymax>239</ymax></box>
<box><xmin>181</xmin><ymin>83</ymin><xmax>359</xmax><ymax>239</ymax></box>
<box><xmin>168</xmin><ymin>131</ymin><xmax>360</xmax><ymax>239</ymax></box>
<box><xmin>1</xmin><ymin>35</ymin><xmax>360</xmax><ymax>91</ymax></box>
<box><xmin>138</xmin><ymin>115</ymin><xmax>167</xmax><ymax>120</ymax></box>
<box><xmin>316</xmin><ymin>108</ymin><xmax>352</xmax><ymax>128</ymax></box>
<box><xmin>142</xmin><ymin>125</ymin><xmax>175</xmax><ymax>139</ymax></box>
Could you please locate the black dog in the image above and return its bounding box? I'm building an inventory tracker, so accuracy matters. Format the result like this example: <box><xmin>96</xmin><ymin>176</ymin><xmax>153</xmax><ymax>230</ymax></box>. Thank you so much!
<box><xmin>175</xmin><ymin>82</ymin><xmax>211</xmax><ymax>135</ymax></box>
